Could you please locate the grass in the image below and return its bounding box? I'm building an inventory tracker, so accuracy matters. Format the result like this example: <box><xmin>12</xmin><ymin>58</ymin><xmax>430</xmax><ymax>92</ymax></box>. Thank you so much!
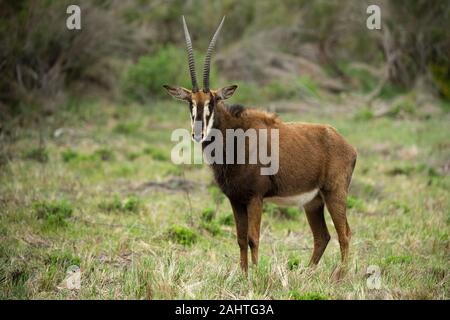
<box><xmin>0</xmin><ymin>98</ymin><xmax>449</xmax><ymax>299</ymax></box>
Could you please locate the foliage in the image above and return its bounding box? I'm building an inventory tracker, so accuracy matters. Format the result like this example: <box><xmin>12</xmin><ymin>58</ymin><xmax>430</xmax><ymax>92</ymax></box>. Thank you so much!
<box><xmin>207</xmin><ymin>185</ymin><xmax>225</xmax><ymax>208</ymax></box>
<box><xmin>200</xmin><ymin>207</ymin><xmax>215</xmax><ymax>222</ymax></box>
<box><xmin>346</xmin><ymin>196</ymin><xmax>365</xmax><ymax>211</ymax></box>
<box><xmin>218</xmin><ymin>213</ymin><xmax>234</xmax><ymax>226</ymax></box>
<box><xmin>200</xmin><ymin>221</ymin><xmax>222</xmax><ymax>236</ymax></box>
<box><xmin>167</xmin><ymin>225</ymin><xmax>198</xmax><ymax>246</ymax></box>
<box><xmin>289</xmin><ymin>291</ymin><xmax>328</xmax><ymax>300</ymax></box>
<box><xmin>287</xmin><ymin>256</ymin><xmax>300</xmax><ymax>270</ymax></box>
<box><xmin>98</xmin><ymin>195</ymin><xmax>141</xmax><ymax>213</ymax></box>
<box><xmin>33</xmin><ymin>200</ymin><xmax>73</xmax><ymax>229</ymax></box>
<box><xmin>0</xmin><ymin>0</ymin><xmax>128</xmax><ymax>110</ymax></box>
<box><xmin>143</xmin><ymin>146</ymin><xmax>169</xmax><ymax>162</ymax></box>
<box><xmin>61</xmin><ymin>149</ymin><xmax>79</xmax><ymax>163</ymax></box>
<box><xmin>123</xmin><ymin>196</ymin><xmax>141</xmax><ymax>213</ymax></box>
<box><xmin>24</xmin><ymin>147</ymin><xmax>49</xmax><ymax>163</ymax></box>
<box><xmin>263</xmin><ymin>203</ymin><xmax>301</xmax><ymax>220</ymax></box>
<box><xmin>123</xmin><ymin>46</ymin><xmax>194</xmax><ymax>101</ymax></box>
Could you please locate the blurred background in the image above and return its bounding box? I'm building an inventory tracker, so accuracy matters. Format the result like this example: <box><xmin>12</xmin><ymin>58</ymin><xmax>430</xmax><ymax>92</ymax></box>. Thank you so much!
<box><xmin>0</xmin><ymin>0</ymin><xmax>449</xmax><ymax>299</ymax></box>
<box><xmin>1</xmin><ymin>0</ymin><xmax>449</xmax><ymax>113</ymax></box>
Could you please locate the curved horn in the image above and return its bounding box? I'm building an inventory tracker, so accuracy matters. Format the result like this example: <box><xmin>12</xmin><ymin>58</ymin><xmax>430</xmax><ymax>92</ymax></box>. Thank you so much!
<box><xmin>182</xmin><ymin>16</ymin><xmax>198</xmax><ymax>92</ymax></box>
<box><xmin>203</xmin><ymin>16</ymin><xmax>225</xmax><ymax>92</ymax></box>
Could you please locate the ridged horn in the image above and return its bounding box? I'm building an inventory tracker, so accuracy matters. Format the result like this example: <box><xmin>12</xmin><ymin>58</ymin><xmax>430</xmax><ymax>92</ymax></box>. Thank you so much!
<box><xmin>182</xmin><ymin>16</ymin><xmax>198</xmax><ymax>92</ymax></box>
<box><xmin>203</xmin><ymin>16</ymin><xmax>225</xmax><ymax>92</ymax></box>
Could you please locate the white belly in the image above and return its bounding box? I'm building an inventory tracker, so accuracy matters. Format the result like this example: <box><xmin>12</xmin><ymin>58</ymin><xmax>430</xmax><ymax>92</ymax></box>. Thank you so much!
<box><xmin>264</xmin><ymin>188</ymin><xmax>319</xmax><ymax>207</ymax></box>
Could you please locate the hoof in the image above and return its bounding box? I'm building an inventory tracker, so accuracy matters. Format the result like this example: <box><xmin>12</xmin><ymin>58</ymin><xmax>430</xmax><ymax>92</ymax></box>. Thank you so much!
<box><xmin>330</xmin><ymin>266</ymin><xmax>346</xmax><ymax>282</ymax></box>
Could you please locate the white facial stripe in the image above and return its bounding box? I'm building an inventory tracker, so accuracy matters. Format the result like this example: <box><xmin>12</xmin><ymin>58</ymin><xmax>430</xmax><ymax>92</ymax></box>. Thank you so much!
<box><xmin>202</xmin><ymin>111</ymin><xmax>214</xmax><ymax>142</ymax></box>
<box><xmin>203</xmin><ymin>100</ymin><xmax>210</xmax><ymax>137</ymax></box>
<box><xmin>191</xmin><ymin>102</ymin><xmax>197</xmax><ymax>130</ymax></box>
<box><xmin>203</xmin><ymin>101</ymin><xmax>210</xmax><ymax>133</ymax></box>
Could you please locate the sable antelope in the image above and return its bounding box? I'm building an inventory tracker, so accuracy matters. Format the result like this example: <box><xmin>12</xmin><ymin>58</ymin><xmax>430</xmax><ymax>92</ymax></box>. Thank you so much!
<box><xmin>163</xmin><ymin>16</ymin><xmax>357</xmax><ymax>279</ymax></box>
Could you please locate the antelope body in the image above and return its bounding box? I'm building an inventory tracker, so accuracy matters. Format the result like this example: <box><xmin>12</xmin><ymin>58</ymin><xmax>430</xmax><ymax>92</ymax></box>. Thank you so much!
<box><xmin>164</xmin><ymin>17</ymin><xmax>357</xmax><ymax>279</ymax></box>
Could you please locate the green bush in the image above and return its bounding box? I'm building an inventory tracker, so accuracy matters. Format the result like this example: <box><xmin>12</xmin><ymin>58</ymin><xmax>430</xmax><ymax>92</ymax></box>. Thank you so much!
<box><xmin>48</xmin><ymin>250</ymin><xmax>81</xmax><ymax>269</ymax></box>
<box><xmin>24</xmin><ymin>147</ymin><xmax>49</xmax><ymax>163</ymax></box>
<box><xmin>200</xmin><ymin>207</ymin><xmax>215</xmax><ymax>222</ymax></box>
<box><xmin>98</xmin><ymin>195</ymin><xmax>140</xmax><ymax>213</ymax></box>
<box><xmin>346</xmin><ymin>196</ymin><xmax>365</xmax><ymax>211</ymax></box>
<box><xmin>287</xmin><ymin>255</ymin><xmax>300</xmax><ymax>270</ymax></box>
<box><xmin>384</xmin><ymin>254</ymin><xmax>413</xmax><ymax>265</ymax></box>
<box><xmin>61</xmin><ymin>149</ymin><xmax>79</xmax><ymax>163</ymax></box>
<box><xmin>33</xmin><ymin>200</ymin><xmax>73</xmax><ymax>229</ymax></box>
<box><xmin>279</xmin><ymin>207</ymin><xmax>301</xmax><ymax>219</ymax></box>
<box><xmin>297</xmin><ymin>76</ymin><xmax>320</xmax><ymax>99</ymax></box>
<box><xmin>98</xmin><ymin>196</ymin><xmax>123</xmax><ymax>212</ymax></box>
<box><xmin>123</xmin><ymin>196</ymin><xmax>140</xmax><ymax>213</ymax></box>
<box><xmin>289</xmin><ymin>291</ymin><xmax>328</xmax><ymax>300</ymax></box>
<box><xmin>263</xmin><ymin>203</ymin><xmax>300</xmax><ymax>220</ymax></box>
<box><xmin>218</xmin><ymin>213</ymin><xmax>234</xmax><ymax>226</ymax></box>
<box><xmin>387</xmin><ymin>98</ymin><xmax>417</xmax><ymax>118</ymax></box>
<box><xmin>143</xmin><ymin>146</ymin><xmax>169</xmax><ymax>162</ymax></box>
<box><xmin>123</xmin><ymin>46</ymin><xmax>192</xmax><ymax>102</ymax></box>
<box><xmin>207</xmin><ymin>185</ymin><xmax>225</xmax><ymax>207</ymax></box>
<box><xmin>92</xmin><ymin>148</ymin><xmax>115</xmax><ymax>162</ymax></box>
<box><xmin>229</xmin><ymin>81</ymin><xmax>262</xmax><ymax>105</ymax></box>
<box><xmin>113</xmin><ymin>122</ymin><xmax>141</xmax><ymax>135</ymax></box>
<box><xmin>262</xmin><ymin>80</ymin><xmax>298</xmax><ymax>101</ymax></box>
<box><xmin>354</xmin><ymin>106</ymin><xmax>374</xmax><ymax>121</ymax></box>
<box><xmin>201</xmin><ymin>221</ymin><xmax>221</xmax><ymax>236</ymax></box>
<box><xmin>126</xmin><ymin>152</ymin><xmax>141</xmax><ymax>161</ymax></box>
<box><xmin>167</xmin><ymin>225</ymin><xmax>198</xmax><ymax>246</ymax></box>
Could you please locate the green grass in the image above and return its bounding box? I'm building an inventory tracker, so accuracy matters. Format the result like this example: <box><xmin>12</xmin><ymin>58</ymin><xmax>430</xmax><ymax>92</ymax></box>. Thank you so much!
<box><xmin>0</xmin><ymin>98</ymin><xmax>449</xmax><ymax>299</ymax></box>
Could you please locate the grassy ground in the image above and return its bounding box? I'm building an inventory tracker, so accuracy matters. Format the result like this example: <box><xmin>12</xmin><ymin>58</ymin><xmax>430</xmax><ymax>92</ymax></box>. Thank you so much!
<box><xmin>0</xmin><ymin>97</ymin><xmax>449</xmax><ymax>299</ymax></box>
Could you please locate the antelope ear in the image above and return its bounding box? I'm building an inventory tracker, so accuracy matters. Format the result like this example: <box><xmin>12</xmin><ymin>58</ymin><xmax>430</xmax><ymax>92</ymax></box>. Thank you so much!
<box><xmin>163</xmin><ymin>85</ymin><xmax>191</xmax><ymax>101</ymax></box>
<box><xmin>214</xmin><ymin>85</ymin><xmax>238</xmax><ymax>100</ymax></box>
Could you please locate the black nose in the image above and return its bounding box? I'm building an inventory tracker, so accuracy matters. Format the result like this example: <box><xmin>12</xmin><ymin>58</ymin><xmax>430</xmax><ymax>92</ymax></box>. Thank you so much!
<box><xmin>192</xmin><ymin>134</ymin><xmax>202</xmax><ymax>142</ymax></box>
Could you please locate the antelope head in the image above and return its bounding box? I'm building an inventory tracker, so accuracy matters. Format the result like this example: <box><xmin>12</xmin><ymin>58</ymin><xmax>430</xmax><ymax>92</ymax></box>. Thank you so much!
<box><xmin>164</xmin><ymin>16</ymin><xmax>237</xmax><ymax>142</ymax></box>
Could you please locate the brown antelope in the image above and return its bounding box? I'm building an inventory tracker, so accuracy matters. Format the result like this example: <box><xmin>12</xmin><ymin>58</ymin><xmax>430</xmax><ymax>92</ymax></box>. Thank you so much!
<box><xmin>164</xmin><ymin>16</ymin><xmax>357</xmax><ymax>280</ymax></box>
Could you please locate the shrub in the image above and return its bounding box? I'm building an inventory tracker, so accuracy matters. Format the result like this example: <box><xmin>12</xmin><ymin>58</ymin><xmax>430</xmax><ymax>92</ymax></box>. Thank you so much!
<box><xmin>262</xmin><ymin>80</ymin><xmax>298</xmax><ymax>101</ymax></box>
<box><xmin>0</xmin><ymin>1</ymin><xmax>128</xmax><ymax>111</ymax></box>
<box><xmin>92</xmin><ymin>148</ymin><xmax>115</xmax><ymax>162</ymax></box>
<box><xmin>24</xmin><ymin>147</ymin><xmax>49</xmax><ymax>163</ymax></box>
<box><xmin>143</xmin><ymin>146</ymin><xmax>169</xmax><ymax>162</ymax></box>
<box><xmin>287</xmin><ymin>255</ymin><xmax>301</xmax><ymax>270</ymax></box>
<box><xmin>384</xmin><ymin>254</ymin><xmax>413</xmax><ymax>265</ymax></box>
<box><xmin>113</xmin><ymin>122</ymin><xmax>140</xmax><ymax>135</ymax></box>
<box><xmin>226</xmin><ymin>81</ymin><xmax>262</xmax><ymax>105</ymax></box>
<box><xmin>263</xmin><ymin>203</ymin><xmax>279</xmax><ymax>216</ymax></box>
<box><xmin>387</xmin><ymin>98</ymin><xmax>417</xmax><ymax>118</ymax></box>
<box><xmin>297</xmin><ymin>76</ymin><xmax>320</xmax><ymax>99</ymax></box>
<box><xmin>98</xmin><ymin>195</ymin><xmax>140</xmax><ymax>213</ymax></box>
<box><xmin>200</xmin><ymin>207</ymin><xmax>215</xmax><ymax>222</ymax></box>
<box><xmin>289</xmin><ymin>291</ymin><xmax>328</xmax><ymax>300</ymax></box>
<box><xmin>218</xmin><ymin>213</ymin><xmax>234</xmax><ymax>226</ymax></box>
<box><xmin>98</xmin><ymin>196</ymin><xmax>123</xmax><ymax>212</ymax></box>
<box><xmin>123</xmin><ymin>196</ymin><xmax>140</xmax><ymax>213</ymax></box>
<box><xmin>201</xmin><ymin>221</ymin><xmax>221</xmax><ymax>236</ymax></box>
<box><xmin>61</xmin><ymin>149</ymin><xmax>79</xmax><ymax>163</ymax></box>
<box><xmin>123</xmin><ymin>46</ymin><xmax>192</xmax><ymax>102</ymax></box>
<box><xmin>346</xmin><ymin>196</ymin><xmax>365</xmax><ymax>211</ymax></box>
<box><xmin>167</xmin><ymin>225</ymin><xmax>198</xmax><ymax>246</ymax></box>
<box><xmin>208</xmin><ymin>185</ymin><xmax>225</xmax><ymax>207</ymax></box>
<box><xmin>354</xmin><ymin>106</ymin><xmax>374</xmax><ymax>121</ymax></box>
<box><xmin>279</xmin><ymin>207</ymin><xmax>301</xmax><ymax>220</ymax></box>
<box><xmin>48</xmin><ymin>250</ymin><xmax>81</xmax><ymax>269</ymax></box>
<box><xmin>33</xmin><ymin>200</ymin><xmax>73</xmax><ymax>229</ymax></box>
<box><xmin>126</xmin><ymin>152</ymin><xmax>141</xmax><ymax>161</ymax></box>
<box><xmin>263</xmin><ymin>203</ymin><xmax>300</xmax><ymax>220</ymax></box>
